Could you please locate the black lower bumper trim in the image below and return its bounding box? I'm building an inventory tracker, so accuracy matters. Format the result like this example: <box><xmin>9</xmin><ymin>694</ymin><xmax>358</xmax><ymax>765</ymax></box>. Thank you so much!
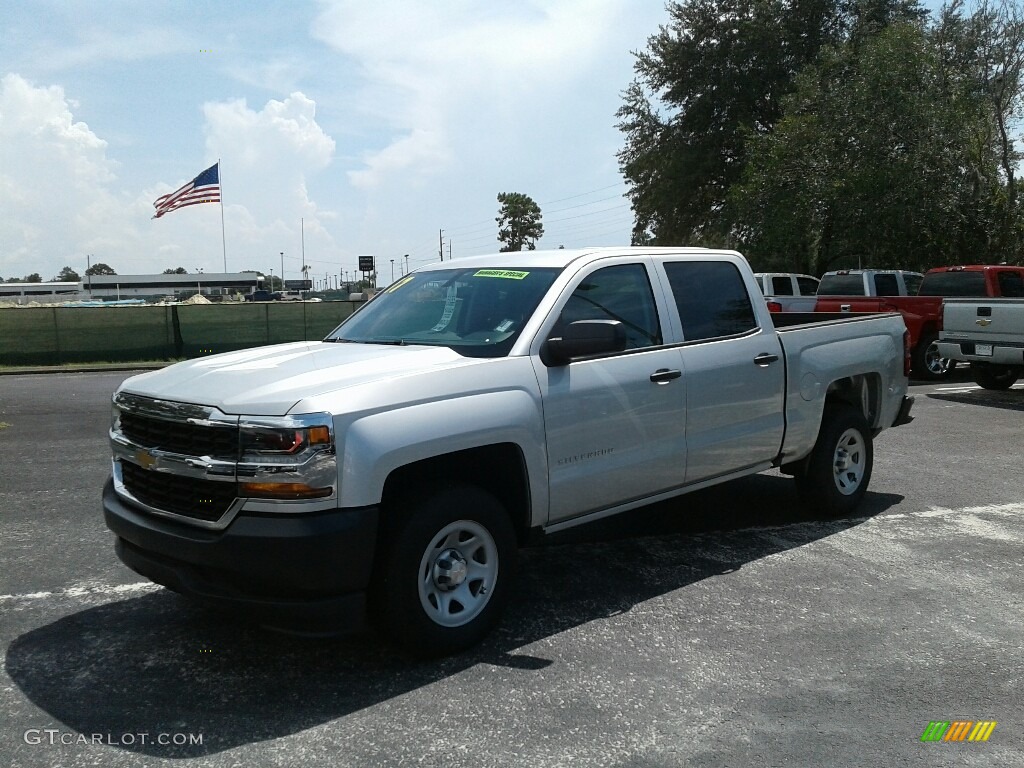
<box><xmin>103</xmin><ymin>478</ymin><xmax>377</xmax><ymax>630</ymax></box>
<box><xmin>892</xmin><ymin>394</ymin><xmax>915</xmax><ymax>427</ymax></box>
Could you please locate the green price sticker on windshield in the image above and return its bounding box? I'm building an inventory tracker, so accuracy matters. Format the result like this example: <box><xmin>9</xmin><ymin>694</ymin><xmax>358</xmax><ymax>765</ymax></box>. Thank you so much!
<box><xmin>474</xmin><ymin>269</ymin><xmax>529</xmax><ymax>280</ymax></box>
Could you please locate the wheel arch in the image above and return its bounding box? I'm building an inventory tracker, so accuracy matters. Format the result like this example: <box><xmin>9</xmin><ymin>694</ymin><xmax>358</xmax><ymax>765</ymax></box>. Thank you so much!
<box><xmin>380</xmin><ymin>443</ymin><xmax>534</xmax><ymax>545</ymax></box>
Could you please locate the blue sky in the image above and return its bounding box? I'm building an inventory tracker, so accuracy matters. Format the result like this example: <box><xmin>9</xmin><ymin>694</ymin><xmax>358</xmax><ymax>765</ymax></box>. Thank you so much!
<box><xmin>1</xmin><ymin>0</ymin><xmax>667</xmax><ymax>283</ymax></box>
<box><xmin>1</xmin><ymin>0</ymin><xmax>956</xmax><ymax>284</ymax></box>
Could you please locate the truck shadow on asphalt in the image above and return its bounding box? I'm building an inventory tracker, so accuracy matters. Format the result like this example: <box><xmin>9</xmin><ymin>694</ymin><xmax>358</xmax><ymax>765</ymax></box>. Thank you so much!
<box><xmin>926</xmin><ymin>389</ymin><xmax>1024</xmax><ymax>412</ymax></box>
<box><xmin>5</xmin><ymin>474</ymin><xmax>902</xmax><ymax>759</ymax></box>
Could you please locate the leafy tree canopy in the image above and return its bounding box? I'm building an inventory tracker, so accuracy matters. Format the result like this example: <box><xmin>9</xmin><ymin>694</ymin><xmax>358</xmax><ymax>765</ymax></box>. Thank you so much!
<box><xmin>163</xmin><ymin>267</ymin><xmax>188</xmax><ymax>274</ymax></box>
<box><xmin>54</xmin><ymin>266</ymin><xmax>80</xmax><ymax>282</ymax></box>
<box><xmin>85</xmin><ymin>262</ymin><xmax>117</xmax><ymax>276</ymax></box>
<box><xmin>496</xmin><ymin>192</ymin><xmax>544</xmax><ymax>252</ymax></box>
<box><xmin>24</xmin><ymin>273</ymin><xmax>42</xmax><ymax>283</ymax></box>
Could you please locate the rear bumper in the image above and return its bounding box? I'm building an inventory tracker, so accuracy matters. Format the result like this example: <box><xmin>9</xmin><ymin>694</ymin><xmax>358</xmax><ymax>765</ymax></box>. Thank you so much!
<box><xmin>892</xmin><ymin>395</ymin><xmax>915</xmax><ymax>428</ymax></box>
<box><xmin>936</xmin><ymin>340</ymin><xmax>1024</xmax><ymax>366</ymax></box>
<box><xmin>103</xmin><ymin>478</ymin><xmax>378</xmax><ymax>630</ymax></box>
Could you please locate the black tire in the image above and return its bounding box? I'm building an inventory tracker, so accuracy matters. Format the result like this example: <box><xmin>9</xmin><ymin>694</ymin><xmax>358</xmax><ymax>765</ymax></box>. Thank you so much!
<box><xmin>373</xmin><ymin>486</ymin><xmax>517</xmax><ymax>657</ymax></box>
<box><xmin>911</xmin><ymin>332</ymin><xmax>955</xmax><ymax>380</ymax></box>
<box><xmin>970</xmin><ymin>363</ymin><xmax>1021</xmax><ymax>390</ymax></box>
<box><xmin>795</xmin><ymin>404</ymin><xmax>873</xmax><ymax>517</ymax></box>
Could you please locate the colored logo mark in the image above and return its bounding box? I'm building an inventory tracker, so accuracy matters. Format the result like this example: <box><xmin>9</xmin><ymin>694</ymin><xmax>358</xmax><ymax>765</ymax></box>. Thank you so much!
<box><xmin>921</xmin><ymin>721</ymin><xmax>997</xmax><ymax>742</ymax></box>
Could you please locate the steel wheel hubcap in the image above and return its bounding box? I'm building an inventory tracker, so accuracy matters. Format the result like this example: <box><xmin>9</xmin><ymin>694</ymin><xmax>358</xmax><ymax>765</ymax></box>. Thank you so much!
<box><xmin>833</xmin><ymin>428</ymin><xmax>866</xmax><ymax>495</ymax></box>
<box><xmin>418</xmin><ymin>520</ymin><xmax>498</xmax><ymax>628</ymax></box>
<box><xmin>926</xmin><ymin>342</ymin><xmax>951</xmax><ymax>374</ymax></box>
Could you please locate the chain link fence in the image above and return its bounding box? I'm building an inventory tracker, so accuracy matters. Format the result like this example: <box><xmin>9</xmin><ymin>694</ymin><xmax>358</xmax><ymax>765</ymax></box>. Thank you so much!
<box><xmin>0</xmin><ymin>301</ymin><xmax>362</xmax><ymax>366</ymax></box>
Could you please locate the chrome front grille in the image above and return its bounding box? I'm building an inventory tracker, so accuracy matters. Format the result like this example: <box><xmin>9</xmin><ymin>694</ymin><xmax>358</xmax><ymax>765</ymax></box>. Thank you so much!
<box><xmin>120</xmin><ymin>410</ymin><xmax>238</xmax><ymax>458</ymax></box>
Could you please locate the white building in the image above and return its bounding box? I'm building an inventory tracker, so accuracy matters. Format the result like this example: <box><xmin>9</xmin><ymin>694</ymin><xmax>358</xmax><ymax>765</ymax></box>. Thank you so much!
<box><xmin>0</xmin><ymin>273</ymin><xmax>264</xmax><ymax>303</ymax></box>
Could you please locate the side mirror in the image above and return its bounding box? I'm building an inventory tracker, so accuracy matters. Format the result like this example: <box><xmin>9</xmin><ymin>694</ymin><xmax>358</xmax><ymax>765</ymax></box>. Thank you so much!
<box><xmin>541</xmin><ymin>320</ymin><xmax>627</xmax><ymax>366</ymax></box>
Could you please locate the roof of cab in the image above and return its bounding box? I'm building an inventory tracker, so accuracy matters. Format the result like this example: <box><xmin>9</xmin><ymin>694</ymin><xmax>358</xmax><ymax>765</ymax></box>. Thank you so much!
<box><xmin>413</xmin><ymin>246</ymin><xmax>743</xmax><ymax>272</ymax></box>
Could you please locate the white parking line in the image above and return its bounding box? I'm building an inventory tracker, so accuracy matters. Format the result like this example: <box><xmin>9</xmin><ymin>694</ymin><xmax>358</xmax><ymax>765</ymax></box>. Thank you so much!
<box><xmin>0</xmin><ymin>581</ymin><xmax>161</xmax><ymax>603</ymax></box>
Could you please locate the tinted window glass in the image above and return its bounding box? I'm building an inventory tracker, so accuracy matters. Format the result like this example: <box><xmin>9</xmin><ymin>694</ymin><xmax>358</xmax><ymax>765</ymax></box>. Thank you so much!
<box><xmin>771</xmin><ymin>276</ymin><xmax>794</xmax><ymax>295</ymax></box>
<box><xmin>874</xmin><ymin>274</ymin><xmax>899</xmax><ymax>295</ymax></box>
<box><xmin>328</xmin><ymin>266</ymin><xmax>560</xmax><ymax>357</ymax></box>
<box><xmin>664</xmin><ymin>261</ymin><xmax>757</xmax><ymax>341</ymax></box>
<box><xmin>557</xmin><ymin>264</ymin><xmax>661</xmax><ymax>350</ymax></box>
<box><xmin>903</xmin><ymin>273</ymin><xmax>923</xmax><ymax>295</ymax></box>
<box><xmin>817</xmin><ymin>274</ymin><xmax>865</xmax><ymax>295</ymax></box>
<box><xmin>997</xmin><ymin>271</ymin><xmax>1024</xmax><ymax>297</ymax></box>
<box><xmin>918</xmin><ymin>271</ymin><xmax>987</xmax><ymax>296</ymax></box>
<box><xmin>796</xmin><ymin>276</ymin><xmax>819</xmax><ymax>295</ymax></box>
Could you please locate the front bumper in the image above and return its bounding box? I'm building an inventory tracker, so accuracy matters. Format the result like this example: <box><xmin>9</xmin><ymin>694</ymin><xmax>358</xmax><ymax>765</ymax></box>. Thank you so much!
<box><xmin>103</xmin><ymin>478</ymin><xmax>378</xmax><ymax>630</ymax></box>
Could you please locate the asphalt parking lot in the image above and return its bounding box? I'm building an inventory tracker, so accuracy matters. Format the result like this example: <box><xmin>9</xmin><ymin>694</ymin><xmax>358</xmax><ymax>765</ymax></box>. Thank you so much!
<box><xmin>1</xmin><ymin>369</ymin><xmax>1023</xmax><ymax>767</ymax></box>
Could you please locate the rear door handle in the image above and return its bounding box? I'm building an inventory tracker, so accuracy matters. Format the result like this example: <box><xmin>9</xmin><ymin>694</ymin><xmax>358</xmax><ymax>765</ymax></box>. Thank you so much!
<box><xmin>650</xmin><ymin>368</ymin><xmax>682</xmax><ymax>383</ymax></box>
<box><xmin>754</xmin><ymin>353</ymin><xmax>779</xmax><ymax>367</ymax></box>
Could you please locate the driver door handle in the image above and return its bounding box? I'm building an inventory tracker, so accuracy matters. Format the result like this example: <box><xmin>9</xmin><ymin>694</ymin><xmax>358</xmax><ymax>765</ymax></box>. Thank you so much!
<box><xmin>754</xmin><ymin>353</ymin><xmax>779</xmax><ymax>367</ymax></box>
<box><xmin>650</xmin><ymin>368</ymin><xmax>682</xmax><ymax>383</ymax></box>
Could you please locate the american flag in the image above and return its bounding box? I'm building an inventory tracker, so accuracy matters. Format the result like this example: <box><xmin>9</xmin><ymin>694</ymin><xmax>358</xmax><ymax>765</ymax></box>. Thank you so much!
<box><xmin>152</xmin><ymin>163</ymin><xmax>220</xmax><ymax>219</ymax></box>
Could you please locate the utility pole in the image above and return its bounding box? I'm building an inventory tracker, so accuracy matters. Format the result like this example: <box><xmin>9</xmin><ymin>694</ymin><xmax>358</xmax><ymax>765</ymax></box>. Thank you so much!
<box><xmin>439</xmin><ymin>229</ymin><xmax>444</xmax><ymax>262</ymax></box>
<box><xmin>280</xmin><ymin>252</ymin><xmax>284</xmax><ymax>287</ymax></box>
<box><xmin>86</xmin><ymin>254</ymin><xmax>92</xmax><ymax>297</ymax></box>
<box><xmin>390</xmin><ymin>259</ymin><xmax>395</xmax><ymax>282</ymax></box>
<box><xmin>405</xmin><ymin>254</ymin><xmax>410</xmax><ymax>275</ymax></box>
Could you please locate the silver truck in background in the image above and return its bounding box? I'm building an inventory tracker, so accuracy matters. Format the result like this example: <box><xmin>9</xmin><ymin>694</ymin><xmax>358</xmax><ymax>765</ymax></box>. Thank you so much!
<box><xmin>104</xmin><ymin>247</ymin><xmax>914</xmax><ymax>656</ymax></box>
<box><xmin>753</xmin><ymin>272</ymin><xmax>820</xmax><ymax>312</ymax></box>
<box><xmin>937</xmin><ymin>298</ymin><xmax>1024</xmax><ymax>389</ymax></box>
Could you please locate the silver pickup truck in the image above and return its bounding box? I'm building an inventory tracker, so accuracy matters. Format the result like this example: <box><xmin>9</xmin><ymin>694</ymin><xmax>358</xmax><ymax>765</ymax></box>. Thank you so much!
<box><xmin>103</xmin><ymin>247</ymin><xmax>913</xmax><ymax>655</ymax></box>
<box><xmin>937</xmin><ymin>298</ymin><xmax>1024</xmax><ymax>389</ymax></box>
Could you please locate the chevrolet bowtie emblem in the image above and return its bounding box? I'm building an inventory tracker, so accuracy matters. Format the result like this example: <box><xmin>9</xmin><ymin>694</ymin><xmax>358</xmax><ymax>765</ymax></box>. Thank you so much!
<box><xmin>976</xmin><ymin>318</ymin><xmax>992</xmax><ymax>326</ymax></box>
<box><xmin>134</xmin><ymin>449</ymin><xmax>157</xmax><ymax>470</ymax></box>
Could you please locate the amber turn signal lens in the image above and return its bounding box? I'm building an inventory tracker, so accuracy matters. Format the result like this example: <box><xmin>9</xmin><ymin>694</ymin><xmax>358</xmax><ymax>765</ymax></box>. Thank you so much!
<box><xmin>308</xmin><ymin>425</ymin><xmax>331</xmax><ymax>445</ymax></box>
<box><xmin>239</xmin><ymin>482</ymin><xmax>332</xmax><ymax>499</ymax></box>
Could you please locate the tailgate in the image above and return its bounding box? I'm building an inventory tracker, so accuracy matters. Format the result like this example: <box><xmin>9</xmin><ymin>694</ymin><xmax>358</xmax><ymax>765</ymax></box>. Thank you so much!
<box><xmin>942</xmin><ymin>299</ymin><xmax>1024</xmax><ymax>344</ymax></box>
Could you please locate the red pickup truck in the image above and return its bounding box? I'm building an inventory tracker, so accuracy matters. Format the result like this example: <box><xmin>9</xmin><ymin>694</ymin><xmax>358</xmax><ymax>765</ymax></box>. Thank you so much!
<box><xmin>815</xmin><ymin>266</ymin><xmax>1024</xmax><ymax>380</ymax></box>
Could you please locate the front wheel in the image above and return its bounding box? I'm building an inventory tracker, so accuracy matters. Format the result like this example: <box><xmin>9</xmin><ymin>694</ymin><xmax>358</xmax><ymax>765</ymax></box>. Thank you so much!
<box><xmin>970</xmin><ymin>363</ymin><xmax>1021</xmax><ymax>390</ymax></box>
<box><xmin>374</xmin><ymin>486</ymin><xmax>517</xmax><ymax>657</ymax></box>
<box><xmin>795</xmin><ymin>404</ymin><xmax>873</xmax><ymax>517</ymax></box>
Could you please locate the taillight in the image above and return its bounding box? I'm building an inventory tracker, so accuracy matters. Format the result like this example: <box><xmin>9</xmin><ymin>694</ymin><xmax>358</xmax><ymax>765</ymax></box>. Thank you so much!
<box><xmin>903</xmin><ymin>329</ymin><xmax>912</xmax><ymax>377</ymax></box>
<box><xmin>767</xmin><ymin>301</ymin><xmax>783</xmax><ymax>313</ymax></box>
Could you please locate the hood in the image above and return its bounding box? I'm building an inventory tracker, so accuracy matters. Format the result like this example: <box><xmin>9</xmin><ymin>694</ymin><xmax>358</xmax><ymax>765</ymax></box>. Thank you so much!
<box><xmin>119</xmin><ymin>341</ymin><xmax>478</xmax><ymax>415</ymax></box>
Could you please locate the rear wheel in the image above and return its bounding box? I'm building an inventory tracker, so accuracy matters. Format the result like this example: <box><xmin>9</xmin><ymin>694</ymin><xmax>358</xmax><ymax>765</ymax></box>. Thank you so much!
<box><xmin>373</xmin><ymin>486</ymin><xmax>516</xmax><ymax>657</ymax></box>
<box><xmin>911</xmin><ymin>332</ymin><xmax>954</xmax><ymax>380</ymax></box>
<box><xmin>971</xmin><ymin>363</ymin><xmax>1021</xmax><ymax>390</ymax></box>
<box><xmin>795</xmin><ymin>404</ymin><xmax>873</xmax><ymax>517</ymax></box>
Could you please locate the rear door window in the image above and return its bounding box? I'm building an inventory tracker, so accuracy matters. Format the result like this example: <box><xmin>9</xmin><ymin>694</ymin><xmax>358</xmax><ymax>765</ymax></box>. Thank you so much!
<box><xmin>873</xmin><ymin>274</ymin><xmax>900</xmax><ymax>296</ymax></box>
<box><xmin>796</xmin><ymin>276</ymin><xmax>819</xmax><ymax>295</ymax></box>
<box><xmin>997</xmin><ymin>271</ymin><xmax>1024</xmax><ymax>297</ymax></box>
<box><xmin>663</xmin><ymin>261</ymin><xmax>758</xmax><ymax>342</ymax></box>
<box><xmin>770</xmin><ymin>276</ymin><xmax>794</xmax><ymax>296</ymax></box>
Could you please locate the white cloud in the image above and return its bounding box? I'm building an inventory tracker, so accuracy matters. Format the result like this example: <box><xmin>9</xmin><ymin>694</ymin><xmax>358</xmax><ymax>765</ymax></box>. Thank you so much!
<box><xmin>0</xmin><ymin>73</ymin><xmax>130</xmax><ymax>279</ymax></box>
<box><xmin>0</xmin><ymin>74</ymin><xmax>342</xmax><ymax>280</ymax></box>
<box><xmin>312</xmin><ymin>0</ymin><xmax>629</xmax><ymax>189</ymax></box>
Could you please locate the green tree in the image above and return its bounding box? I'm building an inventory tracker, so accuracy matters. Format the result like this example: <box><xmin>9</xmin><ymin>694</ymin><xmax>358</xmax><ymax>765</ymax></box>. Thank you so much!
<box><xmin>24</xmin><ymin>273</ymin><xmax>42</xmax><ymax>283</ymax></box>
<box><xmin>54</xmin><ymin>266</ymin><xmax>80</xmax><ymax>282</ymax></box>
<box><xmin>163</xmin><ymin>267</ymin><xmax>188</xmax><ymax>274</ymax></box>
<box><xmin>85</xmin><ymin>262</ymin><xmax>116</xmax><ymax>276</ymax></box>
<box><xmin>617</xmin><ymin>0</ymin><xmax>845</xmax><ymax>246</ymax></box>
<box><xmin>730</xmin><ymin>22</ymin><xmax>1001</xmax><ymax>273</ymax></box>
<box><xmin>496</xmin><ymin>193</ymin><xmax>544</xmax><ymax>251</ymax></box>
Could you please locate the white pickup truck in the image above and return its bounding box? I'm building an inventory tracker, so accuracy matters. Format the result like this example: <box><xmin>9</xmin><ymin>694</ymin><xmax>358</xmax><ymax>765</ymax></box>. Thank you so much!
<box><xmin>104</xmin><ymin>247</ymin><xmax>913</xmax><ymax>655</ymax></box>
<box><xmin>937</xmin><ymin>298</ymin><xmax>1024</xmax><ymax>389</ymax></box>
<box><xmin>753</xmin><ymin>272</ymin><xmax>820</xmax><ymax>312</ymax></box>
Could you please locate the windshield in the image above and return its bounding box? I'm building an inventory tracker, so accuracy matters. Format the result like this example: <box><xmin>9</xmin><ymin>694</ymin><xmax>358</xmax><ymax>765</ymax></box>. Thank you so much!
<box><xmin>325</xmin><ymin>267</ymin><xmax>561</xmax><ymax>357</ymax></box>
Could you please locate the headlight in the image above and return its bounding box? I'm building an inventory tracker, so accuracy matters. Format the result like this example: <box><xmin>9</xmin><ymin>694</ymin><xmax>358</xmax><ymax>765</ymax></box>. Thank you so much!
<box><xmin>238</xmin><ymin>413</ymin><xmax>336</xmax><ymax>500</ymax></box>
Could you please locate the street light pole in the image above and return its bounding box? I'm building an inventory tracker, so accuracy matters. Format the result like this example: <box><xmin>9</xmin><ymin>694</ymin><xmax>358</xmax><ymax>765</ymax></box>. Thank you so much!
<box><xmin>280</xmin><ymin>252</ymin><xmax>284</xmax><ymax>288</ymax></box>
<box><xmin>390</xmin><ymin>259</ymin><xmax>395</xmax><ymax>282</ymax></box>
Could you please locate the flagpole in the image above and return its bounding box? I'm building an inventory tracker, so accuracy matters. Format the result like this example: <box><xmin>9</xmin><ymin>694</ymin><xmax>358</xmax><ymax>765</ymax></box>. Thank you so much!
<box><xmin>218</xmin><ymin>158</ymin><xmax>227</xmax><ymax>273</ymax></box>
